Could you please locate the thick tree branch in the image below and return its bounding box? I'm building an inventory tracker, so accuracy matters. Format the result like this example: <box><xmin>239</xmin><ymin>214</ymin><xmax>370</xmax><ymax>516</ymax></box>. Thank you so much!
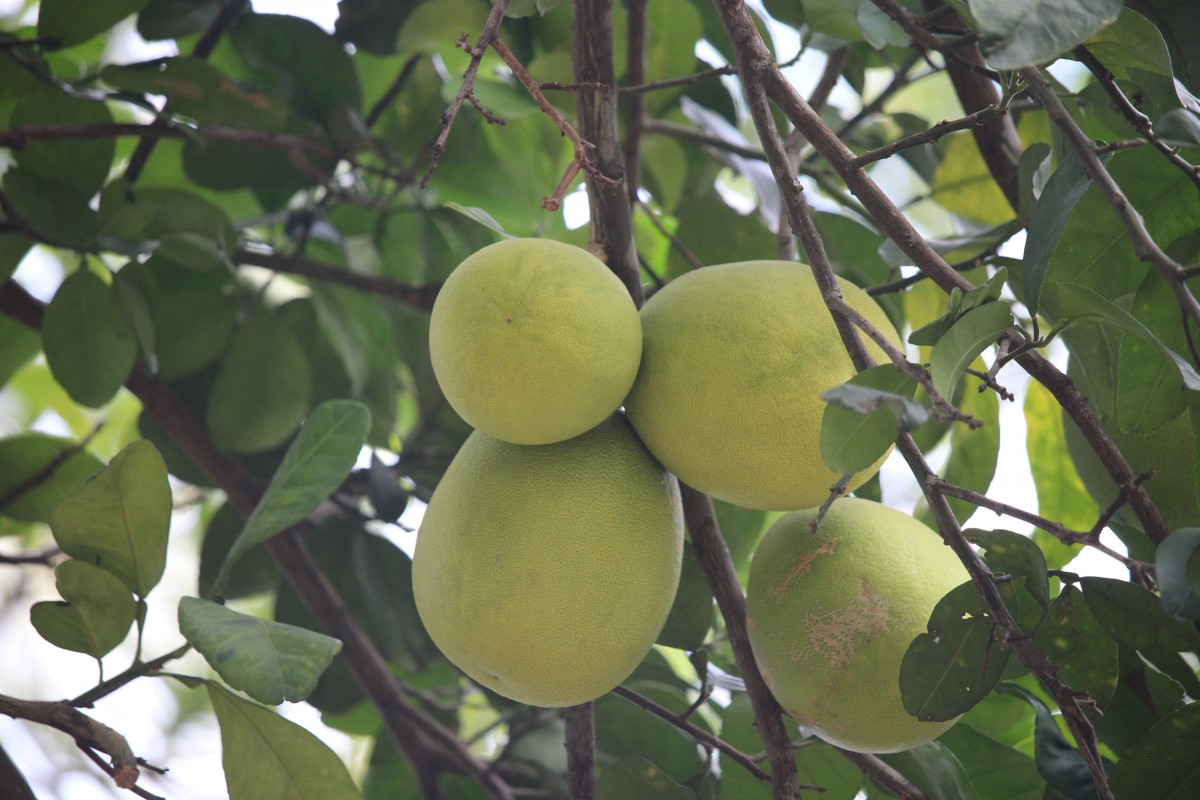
<box><xmin>681</xmin><ymin>486</ymin><xmax>800</xmax><ymax>800</ymax></box>
<box><xmin>573</xmin><ymin>0</ymin><xmax>642</xmax><ymax>305</ymax></box>
<box><xmin>564</xmin><ymin>703</ymin><xmax>595</xmax><ymax>800</ymax></box>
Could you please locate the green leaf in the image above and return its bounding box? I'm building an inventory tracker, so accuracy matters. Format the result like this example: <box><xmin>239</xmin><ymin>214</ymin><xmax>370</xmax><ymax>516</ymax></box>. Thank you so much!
<box><xmin>1083</xmin><ymin>7</ymin><xmax>1175</xmax><ymax>79</ymax></box>
<box><xmin>0</xmin><ymin>433</ymin><xmax>103</xmax><ymax>523</ymax></box>
<box><xmin>597</xmin><ymin>756</ymin><xmax>695</xmax><ymax>800</ymax></box>
<box><xmin>1023</xmin><ymin>149</ymin><xmax>1105</xmax><ymax>320</ymax></box>
<box><xmin>802</xmin><ymin>0</ymin><xmax>862</xmax><ymax>41</ymax></box>
<box><xmin>49</xmin><ymin>440</ymin><xmax>171</xmax><ymax>597</ymax></box>
<box><xmin>216</xmin><ymin>400</ymin><xmax>370</xmax><ymax>589</ymax></box>
<box><xmin>1080</xmin><ymin>576</ymin><xmax>1200</xmax><ymax>652</ymax></box>
<box><xmin>942</xmin><ymin>370</ymin><xmax>1002</xmax><ymax>523</ymax></box>
<box><xmin>137</xmin><ymin>0</ymin><xmax>225</xmax><ymax>41</ymax></box>
<box><xmin>1108</xmin><ymin>701</ymin><xmax>1200</xmax><ymax>798</ymax></box>
<box><xmin>206</xmin><ymin>309</ymin><xmax>313</xmax><ymax>454</ymax></box>
<box><xmin>1093</xmin><ymin>644</ymin><xmax>1187</xmax><ymax>754</ymax></box>
<box><xmin>146</xmin><ymin>283</ymin><xmax>239</xmax><ymax>381</ymax></box>
<box><xmin>878</xmin><ymin>741</ymin><xmax>981</xmax><ymax>800</ymax></box>
<box><xmin>198</xmin><ymin>502</ymin><xmax>280</xmax><ymax>600</ymax></box>
<box><xmin>821</xmin><ymin>366</ymin><xmax>923</xmax><ymax>474</ymax></box>
<box><xmin>713</xmin><ymin>500</ymin><xmax>771</xmax><ymax>583</ymax></box>
<box><xmin>3</xmin><ymin>168</ymin><xmax>99</xmax><ymax>249</ymax></box>
<box><xmin>230</xmin><ymin>14</ymin><xmax>363</xmax><ymax>122</ymax></box>
<box><xmin>996</xmin><ymin>683</ymin><xmax>1112</xmax><ymax>800</ymax></box>
<box><xmin>1050</xmin><ymin>283</ymin><xmax>1200</xmax><ymax>391</ymax></box>
<box><xmin>443</xmin><ymin>203</ymin><xmax>514</xmax><ymax>239</ymax></box>
<box><xmin>97</xmin><ymin>184</ymin><xmax>238</xmax><ymax>256</ymax></box>
<box><xmin>1156</xmin><ymin>528</ymin><xmax>1200</xmax><ymax>620</ymax></box>
<box><xmin>11</xmin><ymin>89</ymin><xmax>115</xmax><ymax>198</ymax></box>
<box><xmin>1031</xmin><ymin>585</ymin><xmax>1118</xmax><ymax>707</ymax></box>
<box><xmin>207</xmin><ymin>682</ymin><xmax>359</xmax><ymax>799</ymax></box>
<box><xmin>596</xmin><ymin>691</ymin><xmax>704</xmax><ymax>785</ymax></box>
<box><xmin>901</xmin><ymin>581</ymin><xmax>1014</xmax><ymax>722</ymax></box>
<box><xmin>656</xmin><ymin>543</ymin><xmax>713</xmax><ymax>651</ymax></box>
<box><xmin>929</xmin><ymin>301</ymin><xmax>1014</xmax><ymax>402</ymax></box>
<box><xmin>1117</xmin><ymin>271</ymin><xmax>1192</xmax><ymax>434</ymax></box>
<box><xmin>102</xmin><ymin>57</ymin><xmax>286</xmax><ymax>128</ymax></box>
<box><xmin>974</xmin><ymin>0</ymin><xmax>1122</xmax><ymax>69</ymax></box>
<box><xmin>937</xmin><ymin>725</ymin><xmax>1044</xmax><ymax>800</ymax></box>
<box><xmin>30</xmin><ymin>560</ymin><xmax>136</xmax><ymax>658</ymax></box>
<box><xmin>1130</xmin><ymin>0</ymin><xmax>1200</xmax><ymax>92</ymax></box>
<box><xmin>181</xmin><ymin>597</ymin><xmax>342</xmax><ymax>705</ymax></box>
<box><xmin>968</xmin><ymin>529</ymin><xmax>1050</xmax><ymax>610</ymax></box>
<box><xmin>931</xmin><ymin>133</ymin><xmax>1016</xmax><ymax>225</ymax></box>
<box><xmin>37</xmin><ymin>0</ymin><xmax>151</xmax><ymax>47</ymax></box>
<box><xmin>1024</xmin><ymin>379</ymin><xmax>1098</xmax><ymax>536</ymax></box>
<box><xmin>857</xmin><ymin>0</ymin><xmax>909</xmax><ymax>48</ymax></box>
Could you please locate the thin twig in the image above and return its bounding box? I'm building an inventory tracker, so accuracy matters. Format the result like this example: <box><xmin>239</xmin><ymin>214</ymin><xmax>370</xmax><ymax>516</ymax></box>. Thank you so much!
<box><xmin>642</xmin><ymin>118</ymin><xmax>766</xmax><ymax>160</ymax></box>
<box><xmin>366</xmin><ymin>54</ymin><xmax>422</xmax><ymax>129</ymax></box>
<box><xmin>636</xmin><ymin>199</ymin><xmax>704</xmax><ymax>270</ymax></box>
<box><xmin>233</xmin><ymin>248</ymin><xmax>440</xmax><ymax>308</ymax></box>
<box><xmin>420</xmin><ymin>0</ymin><xmax>513</xmax><ymax>188</ymax></box>
<box><xmin>1073</xmin><ymin>45</ymin><xmax>1200</xmax><ymax>192</ymax></box>
<box><xmin>848</xmin><ymin>105</ymin><xmax>1007</xmax><ymax>169</ymax></box>
<box><xmin>612</xmin><ymin>686</ymin><xmax>772</xmax><ymax>782</ymax></box>
<box><xmin>835</xmin><ymin>749</ymin><xmax>930</xmax><ymax>800</ymax></box>
<box><xmin>0</xmin><ymin>421</ymin><xmax>103</xmax><ymax>513</ymax></box>
<box><xmin>72</xmin><ymin>644</ymin><xmax>193</xmax><ymax>708</ymax></box>
<box><xmin>809</xmin><ymin>474</ymin><xmax>853</xmax><ymax>533</ymax></box>
<box><xmin>619</xmin><ymin>65</ymin><xmax>737</xmax><ymax>95</ymax></box>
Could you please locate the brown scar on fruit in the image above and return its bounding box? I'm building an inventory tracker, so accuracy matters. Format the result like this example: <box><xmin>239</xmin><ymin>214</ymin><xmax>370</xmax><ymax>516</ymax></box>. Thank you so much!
<box><xmin>800</xmin><ymin>576</ymin><xmax>894</xmax><ymax>670</ymax></box>
<box><xmin>772</xmin><ymin>540</ymin><xmax>836</xmax><ymax>600</ymax></box>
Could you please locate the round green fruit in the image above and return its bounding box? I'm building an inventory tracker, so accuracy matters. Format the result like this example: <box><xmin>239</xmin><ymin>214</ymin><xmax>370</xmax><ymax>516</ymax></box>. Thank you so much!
<box><xmin>412</xmin><ymin>415</ymin><xmax>684</xmax><ymax>707</ymax></box>
<box><xmin>429</xmin><ymin>238</ymin><xmax>642</xmax><ymax>445</ymax></box>
<box><xmin>746</xmin><ymin>498</ymin><xmax>968</xmax><ymax>753</ymax></box>
<box><xmin>624</xmin><ymin>261</ymin><xmax>901</xmax><ymax>511</ymax></box>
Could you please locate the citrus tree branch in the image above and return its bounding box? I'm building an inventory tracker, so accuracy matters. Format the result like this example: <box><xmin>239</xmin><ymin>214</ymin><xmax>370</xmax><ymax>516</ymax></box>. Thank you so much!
<box><xmin>233</xmin><ymin>248</ymin><xmax>440</xmax><ymax>308</ymax></box>
<box><xmin>847</xmin><ymin>104</ymin><xmax>1008</xmax><ymax>169</ymax></box>
<box><xmin>564</xmin><ymin>703</ymin><xmax>596</xmax><ymax>800</ymax></box>
<box><xmin>680</xmin><ymin>486</ymin><xmax>800</xmax><ymax>800</ymax></box>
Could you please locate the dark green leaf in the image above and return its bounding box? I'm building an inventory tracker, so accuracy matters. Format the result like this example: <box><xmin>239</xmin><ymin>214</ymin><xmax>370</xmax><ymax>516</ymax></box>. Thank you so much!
<box><xmin>97</xmin><ymin>184</ymin><xmax>237</xmax><ymax>256</ymax></box>
<box><xmin>30</xmin><ymin>560</ymin><xmax>136</xmax><ymax>658</ymax></box>
<box><xmin>937</xmin><ymin>724</ymin><xmax>1044</xmax><ymax>800</ymax></box>
<box><xmin>137</xmin><ymin>0</ymin><xmax>226</xmax><ymax>41</ymax></box>
<box><xmin>207</xmin><ymin>682</ymin><xmax>359</xmax><ymax>798</ymax></box>
<box><xmin>1024</xmin><ymin>149</ymin><xmax>1105</xmax><ymax>320</ymax></box>
<box><xmin>0</xmin><ymin>433</ymin><xmax>103</xmax><ymax>523</ymax></box>
<box><xmin>206</xmin><ymin>309</ymin><xmax>312</xmax><ymax>453</ymax></box>
<box><xmin>181</xmin><ymin>597</ymin><xmax>342</xmax><ymax>705</ymax></box>
<box><xmin>597</xmin><ymin>756</ymin><xmax>695</xmax><ymax>800</ymax></box>
<box><xmin>443</xmin><ymin>203</ymin><xmax>514</xmax><ymax>239</ymax></box>
<box><xmin>656</xmin><ymin>543</ymin><xmax>713</xmax><ymax>651</ymax></box>
<box><xmin>1125</xmin><ymin>0</ymin><xmax>1200</xmax><ymax>92</ymax></box>
<box><xmin>1117</xmin><ymin>271</ymin><xmax>1193</xmax><ymax>434</ymax></box>
<box><xmin>968</xmin><ymin>529</ymin><xmax>1050</xmax><ymax>609</ymax></box>
<box><xmin>145</xmin><ymin>282</ymin><xmax>239</xmax><ymax>381</ymax></box>
<box><xmin>1051</xmin><ymin>283</ymin><xmax>1200</xmax><ymax>391</ymax></box>
<box><xmin>1080</xmin><ymin>576</ymin><xmax>1200</xmax><ymax>651</ymax></box>
<box><xmin>346</xmin><ymin>530</ymin><xmax>439</xmax><ymax>672</ymax></box>
<box><xmin>49</xmin><ymin>440</ymin><xmax>171</xmax><ymax>597</ymax></box>
<box><xmin>878</xmin><ymin>741</ymin><xmax>981</xmax><ymax>800</ymax></box>
<box><xmin>102</xmin><ymin>57</ymin><xmax>286</xmax><ymax>128</ymax></box>
<box><xmin>975</xmin><ymin>0</ymin><xmax>1122</xmax><ymax>69</ymax></box>
<box><xmin>821</xmin><ymin>366</ymin><xmax>923</xmax><ymax>473</ymax></box>
<box><xmin>1031</xmin><ymin>586</ymin><xmax>1118</xmax><ymax>707</ymax></box>
<box><xmin>1093</xmin><ymin>645</ymin><xmax>1187</xmax><ymax>753</ymax></box>
<box><xmin>11</xmin><ymin>89</ymin><xmax>114</xmax><ymax>197</ymax></box>
<box><xmin>942</xmin><ymin>379</ymin><xmax>1002</xmax><ymax>523</ymax></box>
<box><xmin>930</xmin><ymin>301</ymin><xmax>1014</xmax><ymax>402</ymax></box>
<box><xmin>216</xmin><ymin>400</ymin><xmax>370</xmax><ymax>588</ymax></box>
<box><xmin>230</xmin><ymin>14</ymin><xmax>363</xmax><ymax>122</ymax></box>
<box><xmin>3</xmin><ymin>168</ymin><xmax>98</xmax><ymax>249</ymax></box>
<box><xmin>37</xmin><ymin>0</ymin><xmax>150</xmax><ymax>47</ymax></box>
<box><xmin>1083</xmin><ymin>7</ymin><xmax>1175</xmax><ymax>78</ymax></box>
<box><xmin>1156</xmin><ymin>528</ymin><xmax>1200</xmax><ymax>620</ymax></box>
<box><xmin>996</xmin><ymin>683</ymin><xmax>1111</xmax><ymax>800</ymax></box>
<box><xmin>1108</xmin><ymin>695</ymin><xmax>1200</xmax><ymax>797</ymax></box>
<box><xmin>801</xmin><ymin>0</ymin><xmax>861</xmax><ymax>41</ymax></box>
<box><xmin>198</xmin><ymin>502</ymin><xmax>279</xmax><ymax>600</ymax></box>
<box><xmin>713</xmin><ymin>500</ymin><xmax>771</xmax><ymax>583</ymax></box>
<box><xmin>901</xmin><ymin>581</ymin><xmax>1013</xmax><ymax>722</ymax></box>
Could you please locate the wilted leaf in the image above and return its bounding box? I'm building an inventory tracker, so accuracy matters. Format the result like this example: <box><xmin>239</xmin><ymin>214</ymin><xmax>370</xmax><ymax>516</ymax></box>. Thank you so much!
<box><xmin>30</xmin><ymin>560</ymin><xmax>136</xmax><ymax>658</ymax></box>
<box><xmin>181</xmin><ymin>597</ymin><xmax>342</xmax><ymax>705</ymax></box>
<box><xmin>207</xmin><ymin>683</ymin><xmax>359</xmax><ymax>799</ymax></box>
<box><xmin>49</xmin><ymin>440</ymin><xmax>171</xmax><ymax>597</ymax></box>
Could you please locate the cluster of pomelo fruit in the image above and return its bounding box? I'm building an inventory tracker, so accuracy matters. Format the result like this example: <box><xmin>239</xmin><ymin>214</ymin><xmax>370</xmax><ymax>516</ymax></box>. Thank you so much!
<box><xmin>412</xmin><ymin>237</ymin><xmax>967</xmax><ymax>753</ymax></box>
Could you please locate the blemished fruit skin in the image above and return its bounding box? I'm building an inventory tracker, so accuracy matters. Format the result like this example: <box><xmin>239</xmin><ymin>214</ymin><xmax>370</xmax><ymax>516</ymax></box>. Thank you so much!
<box><xmin>746</xmin><ymin>498</ymin><xmax>969</xmax><ymax>753</ymax></box>
<box><xmin>428</xmin><ymin>238</ymin><xmax>642</xmax><ymax>446</ymax></box>
<box><xmin>412</xmin><ymin>415</ymin><xmax>684</xmax><ymax>708</ymax></box>
<box><xmin>624</xmin><ymin>261</ymin><xmax>902</xmax><ymax>511</ymax></box>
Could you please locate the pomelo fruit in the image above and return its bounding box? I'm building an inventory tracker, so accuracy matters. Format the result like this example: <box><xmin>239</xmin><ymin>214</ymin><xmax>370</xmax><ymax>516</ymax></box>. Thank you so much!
<box><xmin>624</xmin><ymin>261</ymin><xmax>901</xmax><ymax>510</ymax></box>
<box><xmin>429</xmin><ymin>238</ymin><xmax>642</xmax><ymax>445</ymax></box>
<box><xmin>412</xmin><ymin>415</ymin><xmax>684</xmax><ymax>707</ymax></box>
<box><xmin>746</xmin><ymin>498</ymin><xmax>969</xmax><ymax>753</ymax></box>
